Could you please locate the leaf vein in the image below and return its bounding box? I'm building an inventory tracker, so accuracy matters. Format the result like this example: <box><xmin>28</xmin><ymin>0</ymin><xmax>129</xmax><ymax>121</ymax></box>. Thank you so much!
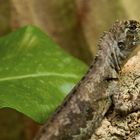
<box><xmin>0</xmin><ymin>73</ymin><xmax>78</xmax><ymax>82</ymax></box>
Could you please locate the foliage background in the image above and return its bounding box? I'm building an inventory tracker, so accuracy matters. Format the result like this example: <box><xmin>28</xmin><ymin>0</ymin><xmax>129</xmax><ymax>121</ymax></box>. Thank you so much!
<box><xmin>0</xmin><ymin>0</ymin><xmax>140</xmax><ymax>139</ymax></box>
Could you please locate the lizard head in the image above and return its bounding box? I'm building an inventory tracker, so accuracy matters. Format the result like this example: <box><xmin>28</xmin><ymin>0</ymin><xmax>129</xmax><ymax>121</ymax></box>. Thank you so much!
<box><xmin>112</xmin><ymin>20</ymin><xmax>140</xmax><ymax>67</ymax></box>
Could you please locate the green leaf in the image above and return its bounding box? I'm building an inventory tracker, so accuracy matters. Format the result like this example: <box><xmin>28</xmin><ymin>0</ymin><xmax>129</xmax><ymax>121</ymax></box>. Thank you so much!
<box><xmin>0</xmin><ymin>25</ymin><xmax>88</xmax><ymax>123</ymax></box>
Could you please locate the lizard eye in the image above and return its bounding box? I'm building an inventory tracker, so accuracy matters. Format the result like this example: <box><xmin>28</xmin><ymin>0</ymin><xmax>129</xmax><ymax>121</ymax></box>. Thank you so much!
<box><xmin>128</xmin><ymin>21</ymin><xmax>138</xmax><ymax>33</ymax></box>
<box><xmin>129</xmin><ymin>24</ymin><xmax>137</xmax><ymax>31</ymax></box>
<box><xmin>118</xmin><ymin>42</ymin><xmax>125</xmax><ymax>50</ymax></box>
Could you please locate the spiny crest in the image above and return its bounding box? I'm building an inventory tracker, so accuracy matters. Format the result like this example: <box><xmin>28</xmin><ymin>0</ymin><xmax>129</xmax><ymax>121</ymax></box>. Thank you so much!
<box><xmin>109</xmin><ymin>20</ymin><xmax>126</xmax><ymax>40</ymax></box>
<box><xmin>110</xmin><ymin>20</ymin><xmax>124</xmax><ymax>33</ymax></box>
<box><xmin>98</xmin><ymin>20</ymin><xmax>140</xmax><ymax>45</ymax></box>
<box><xmin>97</xmin><ymin>20</ymin><xmax>124</xmax><ymax>47</ymax></box>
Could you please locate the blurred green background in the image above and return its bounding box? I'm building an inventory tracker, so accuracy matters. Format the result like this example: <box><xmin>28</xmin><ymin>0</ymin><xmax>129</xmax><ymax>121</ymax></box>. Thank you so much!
<box><xmin>0</xmin><ymin>0</ymin><xmax>140</xmax><ymax>139</ymax></box>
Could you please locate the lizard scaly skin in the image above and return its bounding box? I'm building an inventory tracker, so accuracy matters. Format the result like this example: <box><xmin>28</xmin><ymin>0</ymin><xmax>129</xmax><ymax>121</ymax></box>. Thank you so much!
<box><xmin>34</xmin><ymin>20</ymin><xmax>140</xmax><ymax>140</ymax></box>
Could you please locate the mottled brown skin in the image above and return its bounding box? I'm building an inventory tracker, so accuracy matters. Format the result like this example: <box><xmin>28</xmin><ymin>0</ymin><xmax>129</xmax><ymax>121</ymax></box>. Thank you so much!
<box><xmin>34</xmin><ymin>20</ymin><xmax>140</xmax><ymax>140</ymax></box>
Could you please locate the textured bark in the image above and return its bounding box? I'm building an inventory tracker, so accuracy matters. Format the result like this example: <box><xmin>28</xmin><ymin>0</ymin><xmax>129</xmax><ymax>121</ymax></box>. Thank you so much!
<box><xmin>91</xmin><ymin>51</ymin><xmax>140</xmax><ymax>140</ymax></box>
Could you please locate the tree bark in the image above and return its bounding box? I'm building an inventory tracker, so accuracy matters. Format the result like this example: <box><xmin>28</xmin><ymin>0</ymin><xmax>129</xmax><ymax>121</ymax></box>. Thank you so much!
<box><xmin>91</xmin><ymin>51</ymin><xmax>140</xmax><ymax>140</ymax></box>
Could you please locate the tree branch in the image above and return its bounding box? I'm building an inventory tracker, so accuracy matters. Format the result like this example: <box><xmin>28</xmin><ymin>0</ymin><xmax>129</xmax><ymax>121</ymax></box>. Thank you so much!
<box><xmin>91</xmin><ymin>51</ymin><xmax>140</xmax><ymax>140</ymax></box>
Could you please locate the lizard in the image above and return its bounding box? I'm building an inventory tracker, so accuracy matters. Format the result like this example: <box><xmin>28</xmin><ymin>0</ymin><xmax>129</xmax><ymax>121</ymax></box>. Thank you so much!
<box><xmin>34</xmin><ymin>20</ymin><xmax>140</xmax><ymax>140</ymax></box>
